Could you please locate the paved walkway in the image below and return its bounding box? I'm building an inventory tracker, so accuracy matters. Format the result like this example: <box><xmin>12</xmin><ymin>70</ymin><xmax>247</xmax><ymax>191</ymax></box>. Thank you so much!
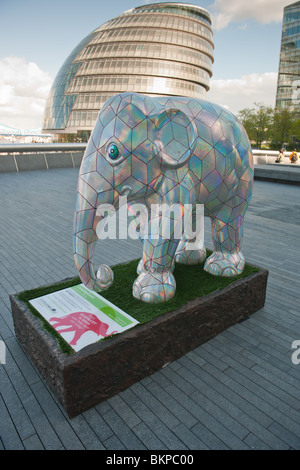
<box><xmin>0</xmin><ymin>168</ymin><xmax>299</xmax><ymax>450</ymax></box>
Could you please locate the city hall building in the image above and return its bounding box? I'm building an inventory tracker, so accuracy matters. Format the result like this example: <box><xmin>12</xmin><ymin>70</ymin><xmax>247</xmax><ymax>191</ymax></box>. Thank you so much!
<box><xmin>276</xmin><ymin>1</ymin><xmax>300</xmax><ymax>117</ymax></box>
<box><xmin>42</xmin><ymin>2</ymin><xmax>214</xmax><ymax>141</ymax></box>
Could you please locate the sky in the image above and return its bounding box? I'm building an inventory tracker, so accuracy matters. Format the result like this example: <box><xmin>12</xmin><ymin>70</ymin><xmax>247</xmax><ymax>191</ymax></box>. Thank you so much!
<box><xmin>0</xmin><ymin>0</ymin><xmax>294</xmax><ymax>129</ymax></box>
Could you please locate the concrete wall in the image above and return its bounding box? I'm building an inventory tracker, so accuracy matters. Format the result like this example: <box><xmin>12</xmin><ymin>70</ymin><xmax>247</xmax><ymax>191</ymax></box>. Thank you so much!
<box><xmin>0</xmin><ymin>151</ymin><xmax>84</xmax><ymax>174</ymax></box>
<box><xmin>16</xmin><ymin>153</ymin><xmax>48</xmax><ymax>172</ymax></box>
<box><xmin>0</xmin><ymin>155</ymin><xmax>19</xmax><ymax>173</ymax></box>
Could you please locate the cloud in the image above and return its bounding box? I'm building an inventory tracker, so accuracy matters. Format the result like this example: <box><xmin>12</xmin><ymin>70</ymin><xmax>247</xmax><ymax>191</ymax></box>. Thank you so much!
<box><xmin>207</xmin><ymin>72</ymin><xmax>278</xmax><ymax>114</ymax></box>
<box><xmin>210</xmin><ymin>0</ymin><xmax>291</xmax><ymax>30</ymax></box>
<box><xmin>0</xmin><ymin>57</ymin><xmax>53</xmax><ymax>129</ymax></box>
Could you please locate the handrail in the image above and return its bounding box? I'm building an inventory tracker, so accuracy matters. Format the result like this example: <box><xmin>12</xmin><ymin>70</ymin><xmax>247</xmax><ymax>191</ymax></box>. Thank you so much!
<box><xmin>0</xmin><ymin>143</ymin><xmax>86</xmax><ymax>173</ymax></box>
<box><xmin>0</xmin><ymin>144</ymin><xmax>298</xmax><ymax>174</ymax></box>
<box><xmin>252</xmin><ymin>149</ymin><xmax>293</xmax><ymax>157</ymax></box>
<box><xmin>0</xmin><ymin>144</ymin><xmax>296</xmax><ymax>156</ymax></box>
<box><xmin>0</xmin><ymin>143</ymin><xmax>87</xmax><ymax>153</ymax></box>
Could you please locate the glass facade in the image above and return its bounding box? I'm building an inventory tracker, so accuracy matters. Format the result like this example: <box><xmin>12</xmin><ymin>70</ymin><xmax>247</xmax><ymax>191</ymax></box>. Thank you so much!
<box><xmin>276</xmin><ymin>1</ymin><xmax>300</xmax><ymax>117</ymax></box>
<box><xmin>43</xmin><ymin>2</ymin><xmax>214</xmax><ymax>137</ymax></box>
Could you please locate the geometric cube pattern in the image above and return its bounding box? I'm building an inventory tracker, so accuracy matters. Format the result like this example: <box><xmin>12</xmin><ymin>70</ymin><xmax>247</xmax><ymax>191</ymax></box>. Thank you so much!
<box><xmin>74</xmin><ymin>92</ymin><xmax>253</xmax><ymax>303</ymax></box>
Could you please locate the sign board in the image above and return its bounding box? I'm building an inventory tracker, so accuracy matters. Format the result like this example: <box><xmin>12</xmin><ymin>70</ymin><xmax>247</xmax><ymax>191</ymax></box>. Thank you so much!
<box><xmin>29</xmin><ymin>284</ymin><xmax>139</xmax><ymax>352</ymax></box>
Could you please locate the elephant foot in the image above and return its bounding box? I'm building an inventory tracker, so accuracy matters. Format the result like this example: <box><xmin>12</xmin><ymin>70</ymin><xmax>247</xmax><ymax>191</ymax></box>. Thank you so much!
<box><xmin>136</xmin><ymin>258</ymin><xmax>175</xmax><ymax>274</ymax></box>
<box><xmin>203</xmin><ymin>251</ymin><xmax>245</xmax><ymax>277</ymax></box>
<box><xmin>175</xmin><ymin>241</ymin><xmax>206</xmax><ymax>265</ymax></box>
<box><xmin>133</xmin><ymin>269</ymin><xmax>176</xmax><ymax>303</ymax></box>
<box><xmin>96</xmin><ymin>264</ymin><xmax>114</xmax><ymax>289</ymax></box>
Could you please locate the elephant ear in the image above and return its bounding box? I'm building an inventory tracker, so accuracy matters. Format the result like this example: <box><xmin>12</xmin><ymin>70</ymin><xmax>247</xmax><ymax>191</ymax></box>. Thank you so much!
<box><xmin>149</xmin><ymin>107</ymin><xmax>197</xmax><ymax>168</ymax></box>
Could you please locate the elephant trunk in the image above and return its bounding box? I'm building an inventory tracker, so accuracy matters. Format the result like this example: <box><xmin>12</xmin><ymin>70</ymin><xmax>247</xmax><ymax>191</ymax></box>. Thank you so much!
<box><xmin>73</xmin><ymin>173</ymin><xmax>115</xmax><ymax>292</ymax></box>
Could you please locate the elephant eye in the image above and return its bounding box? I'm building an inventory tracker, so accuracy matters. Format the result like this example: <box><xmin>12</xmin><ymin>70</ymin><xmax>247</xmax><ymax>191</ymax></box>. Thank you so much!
<box><xmin>108</xmin><ymin>143</ymin><xmax>119</xmax><ymax>160</ymax></box>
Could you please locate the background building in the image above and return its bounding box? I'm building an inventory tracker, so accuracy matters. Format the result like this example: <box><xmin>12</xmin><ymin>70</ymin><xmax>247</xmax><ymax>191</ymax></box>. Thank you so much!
<box><xmin>42</xmin><ymin>2</ymin><xmax>214</xmax><ymax>141</ymax></box>
<box><xmin>275</xmin><ymin>1</ymin><xmax>300</xmax><ymax>117</ymax></box>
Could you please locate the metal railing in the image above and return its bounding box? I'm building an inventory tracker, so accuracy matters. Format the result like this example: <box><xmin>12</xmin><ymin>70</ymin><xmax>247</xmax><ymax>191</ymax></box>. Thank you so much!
<box><xmin>252</xmin><ymin>149</ymin><xmax>299</xmax><ymax>165</ymax></box>
<box><xmin>0</xmin><ymin>143</ymin><xmax>86</xmax><ymax>173</ymax></box>
<box><xmin>0</xmin><ymin>143</ymin><xmax>86</xmax><ymax>153</ymax></box>
<box><xmin>0</xmin><ymin>143</ymin><xmax>299</xmax><ymax>173</ymax></box>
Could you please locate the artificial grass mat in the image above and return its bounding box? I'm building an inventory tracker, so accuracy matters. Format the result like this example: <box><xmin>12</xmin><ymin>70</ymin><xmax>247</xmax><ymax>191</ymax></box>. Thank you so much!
<box><xmin>17</xmin><ymin>256</ymin><xmax>259</xmax><ymax>355</ymax></box>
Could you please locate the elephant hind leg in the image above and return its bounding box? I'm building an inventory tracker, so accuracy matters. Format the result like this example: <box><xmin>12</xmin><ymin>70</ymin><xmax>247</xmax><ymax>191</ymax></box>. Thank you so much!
<box><xmin>204</xmin><ymin>250</ymin><xmax>245</xmax><ymax>277</ymax></box>
<box><xmin>204</xmin><ymin>198</ymin><xmax>248</xmax><ymax>277</ymax></box>
<box><xmin>174</xmin><ymin>203</ymin><xmax>206</xmax><ymax>265</ymax></box>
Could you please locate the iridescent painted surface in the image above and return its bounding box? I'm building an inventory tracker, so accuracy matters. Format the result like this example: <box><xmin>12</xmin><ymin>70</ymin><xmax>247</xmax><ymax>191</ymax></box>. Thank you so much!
<box><xmin>74</xmin><ymin>92</ymin><xmax>254</xmax><ymax>304</ymax></box>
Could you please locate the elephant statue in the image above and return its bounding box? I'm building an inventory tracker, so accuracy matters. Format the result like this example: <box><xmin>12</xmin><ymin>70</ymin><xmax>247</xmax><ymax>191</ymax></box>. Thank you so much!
<box><xmin>74</xmin><ymin>92</ymin><xmax>253</xmax><ymax>303</ymax></box>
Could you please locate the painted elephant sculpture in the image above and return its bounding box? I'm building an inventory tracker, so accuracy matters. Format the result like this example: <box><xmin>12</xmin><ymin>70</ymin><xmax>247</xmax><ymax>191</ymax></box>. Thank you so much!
<box><xmin>73</xmin><ymin>92</ymin><xmax>253</xmax><ymax>303</ymax></box>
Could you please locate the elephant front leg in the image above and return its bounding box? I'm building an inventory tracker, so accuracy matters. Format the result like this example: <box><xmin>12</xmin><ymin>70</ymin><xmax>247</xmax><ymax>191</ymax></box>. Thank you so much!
<box><xmin>136</xmin><ymin>242</ymin><xmax>175</xmax><ymax>274</ymax></box>
<box><xmin>133</xmin><ymin>237</ymin><xmax>179</xmax><ymax>303</ymax></box>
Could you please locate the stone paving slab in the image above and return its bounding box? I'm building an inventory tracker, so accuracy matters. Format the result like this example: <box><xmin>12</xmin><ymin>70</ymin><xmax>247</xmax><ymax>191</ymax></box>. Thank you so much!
<box><xmin>0</xmin><ymin>168</ymin><xmax>299</xmax><ymax>450</ymax></box>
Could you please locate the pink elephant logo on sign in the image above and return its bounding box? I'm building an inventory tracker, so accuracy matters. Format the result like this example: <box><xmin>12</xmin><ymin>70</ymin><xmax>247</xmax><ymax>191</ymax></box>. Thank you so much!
<box><xmin>49</xmin><ymin>311</ymin><xmax>117</xmax><ymax>346</ymax></box>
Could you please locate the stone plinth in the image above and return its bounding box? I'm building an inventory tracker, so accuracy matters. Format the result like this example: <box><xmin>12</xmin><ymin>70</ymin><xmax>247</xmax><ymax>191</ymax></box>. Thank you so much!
<box><xmin>10</xmin><ymin>268</ymin><xmax>268</xmax><ymax>418</ymax></box>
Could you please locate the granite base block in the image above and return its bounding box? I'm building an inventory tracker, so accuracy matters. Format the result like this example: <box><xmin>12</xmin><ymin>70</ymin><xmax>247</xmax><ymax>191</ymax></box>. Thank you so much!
<box><xmin>10</xmin><ymin>268</ymin><xmax>268</xmax><ymax>418</ymax></box>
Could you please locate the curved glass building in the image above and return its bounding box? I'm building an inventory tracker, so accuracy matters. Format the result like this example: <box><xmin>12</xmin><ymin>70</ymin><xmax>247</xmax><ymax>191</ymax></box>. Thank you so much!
<box><xmin>276</xmin><ymin>1</ymin><xmax>300</xmax><ymax>117</ymax></box>
<box><xmin>42</xmin><ymin>2</ymin><xmax>214</xmax><ymax>140</ymax></box>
